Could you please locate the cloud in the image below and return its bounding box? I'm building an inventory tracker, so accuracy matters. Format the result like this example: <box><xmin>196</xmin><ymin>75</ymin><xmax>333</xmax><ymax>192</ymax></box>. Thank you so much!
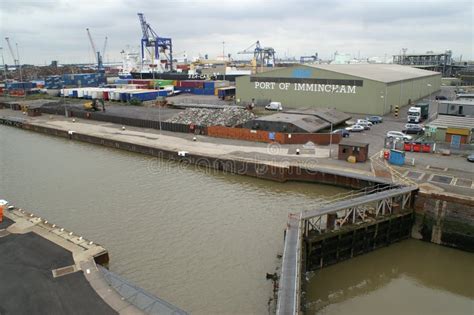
<box><xmin>0</xmin><ymin>0</ymin><xmax>472</xmax><ymax>65</ymax></box>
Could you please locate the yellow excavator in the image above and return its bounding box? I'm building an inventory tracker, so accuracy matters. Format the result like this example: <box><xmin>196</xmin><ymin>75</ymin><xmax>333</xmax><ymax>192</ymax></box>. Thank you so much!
<box><xmin>83</xmin><ymin>99</ymin><xmax>105</xmax><ymax>112</ymax></box>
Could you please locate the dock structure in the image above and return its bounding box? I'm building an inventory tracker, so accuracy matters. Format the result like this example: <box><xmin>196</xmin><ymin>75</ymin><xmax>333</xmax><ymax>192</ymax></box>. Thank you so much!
<box><xmin>0</xmin><ymin>205</ymin><xmax>188</xmax><ymax>315</ymax></box>
<box><xmin>276</xmin><ymin>183</ymin><xmax>418</xmax><ymax>315</ymax></box>
<box><xmin>276</xmin><ymin>213</ymin><xmax>303</xmax><ymax>315</ymax></box>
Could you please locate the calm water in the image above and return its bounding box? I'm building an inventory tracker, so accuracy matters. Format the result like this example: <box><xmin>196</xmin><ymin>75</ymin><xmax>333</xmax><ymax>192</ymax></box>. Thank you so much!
<box><xmin>0</xmin><ymin>125</ymin><xmax>343</xmax><ymax>314</ymax></box>
<box><xmin>1</xmin><ymin>125</ymin><xmax>472</xmax><ymax>315</ymax></box>
<box><xmin>304</xmin><ymin>239</ymin><xmax>474</xmax><ymax>315</ymax></box>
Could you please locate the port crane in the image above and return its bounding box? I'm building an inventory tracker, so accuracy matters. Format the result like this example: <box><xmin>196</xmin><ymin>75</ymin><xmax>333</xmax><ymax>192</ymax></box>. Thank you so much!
<box><xmin>238</xmin><ymin>40</ymin><xmax>276</xmax><ymax>72</ymax></box>
<box><xmin>300</xmin><ymin>53</ymin><xmax>318</xmax><ymax>63</ymax></box>
<box><xmin>137</xmin><ymin>12</ymin><xmax>173</xmax><ymax>72</ymax></box>
<box><xmin>4</xmin><ymin>37</ymin><xmax>22</xmax><ymax>81</ymax></box>
<box><xmin>86</xmin><ymin>28</ymin><xmax>107</xmax><ymax>72</ymax></box>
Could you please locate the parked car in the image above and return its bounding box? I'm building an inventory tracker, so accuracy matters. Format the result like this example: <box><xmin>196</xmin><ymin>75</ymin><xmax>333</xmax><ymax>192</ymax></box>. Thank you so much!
<box><xmin>332</xmin><ymin>129</ymin><xmax>350</xmax><ymax>137</ymax></box>
<box><xmin>356</xmin><ymin>119</ymin><xmax>373</xmax><ymax>127</ymax></box>
<box><xmin>366</xmin><ymin>116</ymin><xmax>383</xmax><ymax>124</ymax></box>
<box><xmin>265</xmin><ymin>101</ymin><xmax>283</xmax><ymax>111</ymax></box>
<box><xmin>435</xmin><ymin>95</ymin><xmax>447</xmax><ymax>100</ymax></box>
<box><xmin>402</xmin><ymin>124</ymin><xmax>425</xmax><ymax>135</ymax></box>
<box><xmin>356</xmin><ymin>121</ymin><xmax>371</xmax><ymax>130</ymax></box>
<box><xmin>345</xmin><ymin>125</ymin><xmax>365</xmax><ymax>132</ymax></box>
<box><xmin>386</xmin><ymin>131</ymin><xmax>412</xmax><ymax>141</ymax></box>
<box><xmin>467</xmin><ymin>154</ymin><xmax>474</xmax><ymax>163</ymax></box>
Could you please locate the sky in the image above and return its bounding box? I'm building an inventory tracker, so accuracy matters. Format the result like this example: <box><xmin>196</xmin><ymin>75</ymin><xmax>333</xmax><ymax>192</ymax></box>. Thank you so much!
<box><xmin>0</xmin><ymin>0</ymin><xmax>473</xmax><ymax>65</ymax></box>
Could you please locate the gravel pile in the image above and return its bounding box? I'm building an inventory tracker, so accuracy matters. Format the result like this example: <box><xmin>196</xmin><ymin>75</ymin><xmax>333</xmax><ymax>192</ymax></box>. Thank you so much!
<box><xmin>167</xmin><ymin>107</ymin><xmax>256</xmax><ymax>127</ymax></box>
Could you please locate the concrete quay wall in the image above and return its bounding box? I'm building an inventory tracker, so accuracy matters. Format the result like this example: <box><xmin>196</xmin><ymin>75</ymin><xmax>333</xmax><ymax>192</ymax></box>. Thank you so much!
<box><xmin>1</xmin><ymin>117</ymin><xmax>390</xmax><ymax>191</ymax></box>
<box><xmin>414</xmin><ymin>190</ymin><xmax>474</xmax><ymax>252</ymax></box>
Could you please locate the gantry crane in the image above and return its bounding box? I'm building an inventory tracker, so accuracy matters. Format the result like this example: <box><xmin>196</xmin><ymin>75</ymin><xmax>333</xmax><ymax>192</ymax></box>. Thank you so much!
<box><xmin>137</xmin><ymin>12</ymin><xmax>173</xmax><ymax>72</ymax></box>
<box><xmin>238</xmin><ymin>40</ymin><xmax>276</xmax><ymax>72</ymax></box>
<box><xmin>300</xmin><ymin>53</ymin><xmax>318</xmax><ymax>63</ymax></box>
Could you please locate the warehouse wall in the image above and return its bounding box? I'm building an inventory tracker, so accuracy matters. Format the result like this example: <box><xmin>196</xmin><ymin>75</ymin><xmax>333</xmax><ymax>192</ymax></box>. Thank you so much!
<box><xmin>236</xmin><ymin>65</ymin><xmax>441</xmax><ymax>115</ymax></box>
<box><xmin>385</xmin><ymin>75</ymin><xmax>441</xmax><ymax>114</ymax></box>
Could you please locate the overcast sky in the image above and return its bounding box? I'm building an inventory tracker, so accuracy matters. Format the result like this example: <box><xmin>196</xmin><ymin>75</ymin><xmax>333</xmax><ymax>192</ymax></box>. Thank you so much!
<box><xmin>1</xmin><ymin>0</ymin><xmax>472</xmax><ymax>65</ymax></box>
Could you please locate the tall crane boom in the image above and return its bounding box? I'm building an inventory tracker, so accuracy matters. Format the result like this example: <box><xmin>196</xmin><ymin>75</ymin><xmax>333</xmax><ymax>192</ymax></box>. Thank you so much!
<box><xmin>86</xmin><ymin>28</ymin><xmax>98</xmax><ymax>63</ymax></box>
<box><xmin>4</xmin><ymin>37</ymin><xmax>18</xmax><ymax>65</ymax></box>
<box><xmin>102</xmin><ymin>36</ymin><xmax>108</xmax><ymax>59</ymax></box>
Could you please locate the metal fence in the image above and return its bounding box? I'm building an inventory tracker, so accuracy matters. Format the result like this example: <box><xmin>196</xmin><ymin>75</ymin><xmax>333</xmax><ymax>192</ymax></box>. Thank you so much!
<box><xmin>99</xmin><ymin>266</ymin><xmax>188</xmax><ymax>315</ymax></box>
<box><xmin>434</xmin><ymin>142</ymin><xmax>474</xmax><ymax>154</ymax></box>
<box><xmin>38</xmin><ymin>107</ymin><xmax>204</xmax><ymax>134</ymax></box>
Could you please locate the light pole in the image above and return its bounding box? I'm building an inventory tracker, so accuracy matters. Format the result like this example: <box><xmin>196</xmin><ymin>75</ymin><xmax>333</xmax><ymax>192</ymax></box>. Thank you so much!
<box><xmin>15</xmin><ymin>43</ymin><xmax>22</xmax><ymax>82</ymax></box>
<box><xmin>427</xmin><ymin>83</ymin><xmax>433</xmax><ymax>120</ymax></box>
<box><xmin>222</xmin><ymin>41</ymin><xmax>226</xmax><ymax>81</ymax></box>
<box><xmin>329</xmin><ymin>122</ymin><xmax>333</xmax><ymax>158</ymax></box>
<box><xmin>158</xmin><ymin>98</ymin><xmax>162</xmax><ymax>135</ymax></box>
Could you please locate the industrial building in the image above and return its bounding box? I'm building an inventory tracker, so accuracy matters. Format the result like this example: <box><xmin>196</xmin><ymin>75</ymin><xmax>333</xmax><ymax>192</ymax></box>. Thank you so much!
<box><xmin>393</xmin><ymin>50</ymin><xmax>454</xmax><ymax>76</ymax></box>
<box><xmin>236</xmin><ymin>64</ymin><xmax>441</xmax><ymax>115</ymax></box>
<box><xmin>242</xmin><ymin>113</ymin><xmax>329</xmax><ymax>133</ymax></box>
<box><xmin>438</xmin><ymin>99</ymin><xmax>474</xmax><ymax>117</ymax></box>
<box><xmin>426</xmin><ymin>115</ymin><xmax>474</xmax><ymax>144</ymax></box>
<box><xmin>241</xmin><ymin>108</ymin><xmax>351</xmax><ymax>133</ymax></box>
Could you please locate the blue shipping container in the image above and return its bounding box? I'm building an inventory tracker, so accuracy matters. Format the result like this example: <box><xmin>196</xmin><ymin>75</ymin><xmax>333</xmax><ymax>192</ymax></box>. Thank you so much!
<box><xmin>203</xmin><ymin>82</ymin><xmax>215</xmax><ymax>90</ymax></box>
<box><xmin>389</xmin><ymin>150</ymin><xmax>405</xmax><ymax>166</ymax></box>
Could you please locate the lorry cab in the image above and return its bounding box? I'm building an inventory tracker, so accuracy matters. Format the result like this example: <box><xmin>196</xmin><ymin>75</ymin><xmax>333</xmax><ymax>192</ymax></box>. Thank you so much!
<box><xmin>407</xmin><ymin>107</ymin><xmax>421</xmax><ymax>123</ymax></box>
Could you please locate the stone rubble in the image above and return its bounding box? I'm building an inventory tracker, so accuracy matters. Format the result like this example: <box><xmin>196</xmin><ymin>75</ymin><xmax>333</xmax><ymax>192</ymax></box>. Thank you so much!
<box><xmin>167</xmin><ymin>107</ymin><xmax>256</xmax><ymax>127</ymax></box>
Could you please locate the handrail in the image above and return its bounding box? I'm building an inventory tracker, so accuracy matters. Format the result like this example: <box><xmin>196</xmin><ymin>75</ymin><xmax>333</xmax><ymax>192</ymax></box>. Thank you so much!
<box><xmin>301</xmin><ymin>183</ymin><xmax>397</xmax><ymax>213</ymax></box>
<box><xmin>370</xmin><ymin>150</ymin><xmax>418</xmax><ymax>187</ymax></box>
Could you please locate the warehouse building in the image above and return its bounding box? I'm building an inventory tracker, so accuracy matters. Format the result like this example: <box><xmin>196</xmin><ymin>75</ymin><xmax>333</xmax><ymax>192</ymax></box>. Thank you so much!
<box><xmin>438</xmin><ymin>99</ymin><xmax>474</xmax><ymax>117</ymax></box>
<box><xmin>236</xmin><ymin>64</ymin><xmax>441</xmax><ymax>115</ymax></box>
<box><xmin>242</xmin><ymin>113</ymin><xmax>330</xmax><ymax>133</ymax></box>
<box><xmin>242</xmin><ymin>108</ymin><xmax>351</xmax><ymax>133</ymax></box>
<box><xmin>285</xmin><ymin>108</ymin><xmax>351</xmax><ymax>126</ymax></box>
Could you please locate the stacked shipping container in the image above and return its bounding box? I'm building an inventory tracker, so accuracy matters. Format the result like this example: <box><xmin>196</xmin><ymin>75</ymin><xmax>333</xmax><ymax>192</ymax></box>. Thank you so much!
<box><xmin>45</xmin><ymin>73</ymin><xmax>106</xmax><ymax>89</ymax></box>
<box><xmin>114</xmin><ymin>78</ymin><xmax>231</xmax><ymax>96</ymax></box>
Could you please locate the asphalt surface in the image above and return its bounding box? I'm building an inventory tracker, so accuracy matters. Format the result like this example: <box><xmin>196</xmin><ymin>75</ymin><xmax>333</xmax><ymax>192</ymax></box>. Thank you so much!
<box><xmin>342</xmin><ymin>87</ymin><xmax>469</xmax><ymax>153</ymax></box>
<box><xmin>63</xmin><ymin>102</ymin><xmax>183</xmax><ymax>122</ymax></box>
<box><xmin>0</xmin><ymin>232</ymin><xmax>117</xmax><ymax>315</ymax></box>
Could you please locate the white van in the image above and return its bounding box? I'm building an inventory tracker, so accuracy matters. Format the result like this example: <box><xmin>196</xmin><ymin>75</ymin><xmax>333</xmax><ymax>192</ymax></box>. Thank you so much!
<box><xmin>265</xmin><ymin>101</ymin><xmax>283</xmax><ymax>111</ymax></box>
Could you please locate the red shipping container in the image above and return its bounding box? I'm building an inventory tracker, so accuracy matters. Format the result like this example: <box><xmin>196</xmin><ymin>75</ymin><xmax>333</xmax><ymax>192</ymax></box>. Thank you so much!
<box><xmin>422</xmin><ymin>143</ymin><xmax>431</xmax><ymax>153</ymax></box>
<box><xmin>413</xmin><ymin>143</ymin><xmax>421</xmax><ymax>152</ymax></box>
<box><xmin>180</xmin><ymin>80</ymin><xmax>204</xmax><ymax>88</ymax></box>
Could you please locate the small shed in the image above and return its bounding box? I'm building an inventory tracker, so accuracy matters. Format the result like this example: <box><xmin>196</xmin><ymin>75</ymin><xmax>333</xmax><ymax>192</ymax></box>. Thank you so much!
<box><xmin>426</xmin><ymin>115</ymin><xmax>474</xmax><ymax>144</ymax></box>
<box><xmin>338</xmin><ymin>139</ymin><xmax>369</xmax><ymax>162</ymax></box>
<box><xmin>27</xmin><ymin>107</ymin><xmax>42</xmax><ymax>117</ymax></box>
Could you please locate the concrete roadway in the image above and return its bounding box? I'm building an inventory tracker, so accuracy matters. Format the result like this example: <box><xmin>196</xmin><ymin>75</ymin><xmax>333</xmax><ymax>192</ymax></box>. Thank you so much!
<box><xmin>0</xmin><ymin>232</ymin><xmax>117</xmax><ymax>315</ymax></box>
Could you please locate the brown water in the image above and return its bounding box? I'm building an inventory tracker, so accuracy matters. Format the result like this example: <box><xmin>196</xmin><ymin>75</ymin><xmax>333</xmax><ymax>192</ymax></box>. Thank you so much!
<box><xmin>304</xmin><ymin>239</ymin><xmax>474</xmax><ymax>315</ymax></box>
<box><xmin>0</xmin><ymin>125</ymin><xmax>344</xmax><ymax>314</ymax></box>
<box><xmin>2</xmin><ymin>125</ymin><xmax>473</xmax><ymax>315</ymax></box>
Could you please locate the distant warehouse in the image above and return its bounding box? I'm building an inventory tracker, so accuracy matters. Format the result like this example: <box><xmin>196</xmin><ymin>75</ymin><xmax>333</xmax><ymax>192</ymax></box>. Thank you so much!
<box><xmin>236</xmin><ymin>64</ymin><xmax>441</xmax><ymax>115</ymax></box>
